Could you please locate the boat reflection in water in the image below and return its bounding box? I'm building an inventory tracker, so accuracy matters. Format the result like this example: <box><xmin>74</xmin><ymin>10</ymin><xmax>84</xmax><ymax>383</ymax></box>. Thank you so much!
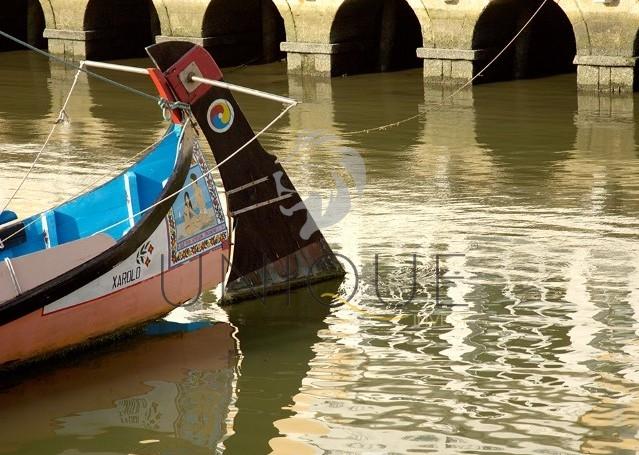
<box><xmin>223</xmin><ymin>279</ymin><xmax>339</xmax><ymax>454</ymax></box>
<box><xmin>0</xmin><ymin>279</ymin><xmax>341</xmax><ymax>455</ymax></box>
<box><xmin>0</xmin><ymin>319</ymin><xmax>239</xmax><ymax>454</ymax></box>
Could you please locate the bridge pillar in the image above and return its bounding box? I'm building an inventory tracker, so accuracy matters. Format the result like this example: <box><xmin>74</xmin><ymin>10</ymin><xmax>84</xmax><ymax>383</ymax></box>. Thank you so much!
<box><xmin>277</xmin><ymin>0</ymin><xmax>337</xmax><ymax>76</ymax></box>
<box><xmin>280</xmin><ymin>42</ymin><xmax>335</xmax><ymax>77</ymax></box>
<box><xmin>41</xmin><ymin>0</ymin><xmax>159</xmax><ymax>60</ymax></box>
<box><xmin>282</xmin><ymin>0</ymin><xmax>423</xmax><ymax>77</ymax></box>
<box><xmin>569</xmin><ymin>9</ymin><xmax>639</xmax><ymax>94</ymax></box>
<box><xmin>418</xmin><ymin>48</ymin><xmax>487</xmax><ymax>86</ymax></box>
<box><xmin>575</xmin><ymin>56</ymin><xmax>637</xmax><ymax>94</ymax></box>
<box><xmin>40</xmin><ymin>0</ymin><xmax>89</xmax><ymax>60</ymax></box>
<box><xmin>44</xmin><ymin>30</ymin><xmax>90</xmax><ymax>60</ymax></box>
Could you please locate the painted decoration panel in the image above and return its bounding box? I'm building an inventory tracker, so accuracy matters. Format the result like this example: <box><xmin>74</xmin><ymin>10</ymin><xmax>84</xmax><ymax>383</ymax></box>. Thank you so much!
<box><xmin>166</xmin><ymin>141</ymin><xmax>227</xmax><ymax>267</ymax></box>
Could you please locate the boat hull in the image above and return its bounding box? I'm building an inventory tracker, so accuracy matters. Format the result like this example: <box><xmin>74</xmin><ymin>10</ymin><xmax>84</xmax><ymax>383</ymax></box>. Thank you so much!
<box><xmin>0</xmin><ymin>141</ymin><xmax>231</xmax><ymax>368</ymax></box>
<box><xmin>0</xmin><ymin>219</ymin><xmax>230</xmax><ymax>367</ymax></box>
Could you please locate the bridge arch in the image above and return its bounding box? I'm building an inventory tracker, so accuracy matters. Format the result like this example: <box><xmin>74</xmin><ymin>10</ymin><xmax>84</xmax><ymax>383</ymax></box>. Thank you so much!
<box><xmin>0</xmin><ymin>0</ymin><xmax>47</xmax><ymax>51</ymax></box>
<box><xmin>472</xmin><ymin>0</ymin><xmax>577</xmax><ymax>82</ymax></box>
<box><xmin>202</xmin><ymin>0</ymin><xmax>285</xmax><ymax>67</ymax></box>
<box><xmin>83</xmin><ymin>0</ymin><xmax>159</xmax><ymax>60</ymax></box>
<box><xmin>555</xmin><ymin>0</ymin><xmax>591</xmax><ymax>55</ymax></box>
<box><xmin>329</xmin><ymin>0</ymin><xmax>423</xmax><ymax>76</ymax></box>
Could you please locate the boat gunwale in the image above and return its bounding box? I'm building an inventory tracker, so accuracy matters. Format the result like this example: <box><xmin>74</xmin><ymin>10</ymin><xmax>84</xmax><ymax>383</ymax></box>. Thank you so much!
<box><xmin>0</xmin><ymin>123</ymin><xmax>179</xmax><ymax>250</ymax></box>
<box><xmin>0</xmin><ymin>120</ymin><xmax>197</xmax><ymax>327</ymax></box>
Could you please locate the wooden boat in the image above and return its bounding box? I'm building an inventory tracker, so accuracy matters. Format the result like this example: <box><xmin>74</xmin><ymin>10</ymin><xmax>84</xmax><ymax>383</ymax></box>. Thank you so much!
<box><xmin>0</xmin><ymin>41</ymin><xmax>343</xmax><ymax>368</ymax></box>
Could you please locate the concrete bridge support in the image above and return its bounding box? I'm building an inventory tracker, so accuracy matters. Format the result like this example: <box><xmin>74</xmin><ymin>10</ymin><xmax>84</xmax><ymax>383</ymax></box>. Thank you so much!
<box><xmin>278</xmin><ymin>0</ymin><xmax>639</xmax><ymax>94</ymax></box>
<box><xmin>1</xmin><ymin>0</ymin><xmax>639</xmax><ymax>93</ymax></box>
<box><xmin>36</xmin><ymin>0</ymin><xmax>159</xmax><ymax>60</ymax></box>
<box><xmin>281</xmin><ymin>0</ymin><xmax>423</xmax><ymax>77</ymax></box>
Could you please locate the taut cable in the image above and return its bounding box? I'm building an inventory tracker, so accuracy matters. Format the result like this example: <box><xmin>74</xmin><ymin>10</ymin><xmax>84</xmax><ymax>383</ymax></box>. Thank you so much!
<box><xmin>340</xmin><ymin>0</ymin><xmax>550</xmax><ymax>136</ymax></box>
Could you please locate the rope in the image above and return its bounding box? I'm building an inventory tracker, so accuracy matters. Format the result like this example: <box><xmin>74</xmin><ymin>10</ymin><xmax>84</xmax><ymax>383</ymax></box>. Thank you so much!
<box><xmin>0</xmin><ymin>28</ymin><xmax>190</xmax><ymax>235</ymax></box>
<box><xmin>0</xmin><ymin>0</ymin><xmax>548</xmax><ymax>241</ymax></box>
<box><xmin>225</xmin><ymin>56</ymin><xmax>260</xmax><ymax>74</ymax></box>
<box><xmin>340</xmin><ymin>0</ymin><xmax>549</xmax><ymax>136</ymax></box>
<box><xmin>0</xmin><ymin>63</ymin><xmax>85</xmax><ymax>219</ymax></box>
<box><xmin>0</xmin><ymin>29</ymin><xmax>162</xmax><ymax>104</ymax></box>
<box><xmin>94</xmin><ymin>102</ymin><xmax>297</xmax><ymax>236</ymax></box>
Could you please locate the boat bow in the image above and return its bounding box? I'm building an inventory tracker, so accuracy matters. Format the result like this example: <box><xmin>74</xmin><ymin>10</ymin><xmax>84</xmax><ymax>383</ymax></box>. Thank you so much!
<box><xmin>146</xmin><ymin>42</ymin><xmax>345</xmax><ymax>301</ymax></box>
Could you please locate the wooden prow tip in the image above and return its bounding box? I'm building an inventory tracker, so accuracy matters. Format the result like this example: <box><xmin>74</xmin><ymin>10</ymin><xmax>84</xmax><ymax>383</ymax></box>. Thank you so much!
<box><xmin>145</xmin><ymin>40</ymin><xmax>345</xmax><ymax>299</ymax></box>
<box><xmin>159</xmin><ymin>45</ymin><xmax>224</xmax><ymax>106</ymax></box>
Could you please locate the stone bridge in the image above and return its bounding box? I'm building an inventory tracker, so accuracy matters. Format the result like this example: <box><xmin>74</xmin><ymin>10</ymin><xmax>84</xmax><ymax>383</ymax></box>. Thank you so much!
<box><xmin>2</xmin><ymin>0</ymin><xmax>639</xmax><ymax>93</ymax></box>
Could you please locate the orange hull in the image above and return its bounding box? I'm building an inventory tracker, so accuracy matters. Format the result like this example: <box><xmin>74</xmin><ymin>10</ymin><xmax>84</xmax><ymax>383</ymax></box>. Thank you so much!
<box><xmin>0</xmin><ymin>245</ymin><xmax>229</xmax><ymax>367</ymax></box>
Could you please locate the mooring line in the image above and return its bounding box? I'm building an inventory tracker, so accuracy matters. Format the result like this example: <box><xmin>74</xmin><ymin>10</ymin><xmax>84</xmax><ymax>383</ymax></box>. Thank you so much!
<box><xmin>94</xmin><ymin>102</ymin><xmax>297</xmax><ymax>236</ymax></box>
<box><xmin>0</xmin><ymin>64</ymin><xmax>85</xmax><ymax>219</ymax></box>
<box><xmin>340</xmin><ymin>0</ymin><xmax>550</xmax><ymax>136</ymax></box>
<box><xmin>0</xmin><ymin>29</ymin><xmax>162</xmax><ymax>104</ymax></box>
<box><xmin>1</xmin><ymin>0</ymin><xmax>548</xmax><ymax>241</ymax></box>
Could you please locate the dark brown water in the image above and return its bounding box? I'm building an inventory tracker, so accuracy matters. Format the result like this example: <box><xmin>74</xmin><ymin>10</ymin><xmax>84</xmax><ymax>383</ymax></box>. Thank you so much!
<box><xmin>1</xmin><ymin>50</ymin><xmax>639</xmax><ymax>454</ymax></box>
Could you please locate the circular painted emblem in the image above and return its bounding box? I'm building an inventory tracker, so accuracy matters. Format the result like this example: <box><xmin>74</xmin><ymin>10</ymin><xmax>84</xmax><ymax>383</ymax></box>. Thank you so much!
<box><xmin>207</xmin><ymin>99</ymin><xmax>235</xmax><ymax>133</ymax></box>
